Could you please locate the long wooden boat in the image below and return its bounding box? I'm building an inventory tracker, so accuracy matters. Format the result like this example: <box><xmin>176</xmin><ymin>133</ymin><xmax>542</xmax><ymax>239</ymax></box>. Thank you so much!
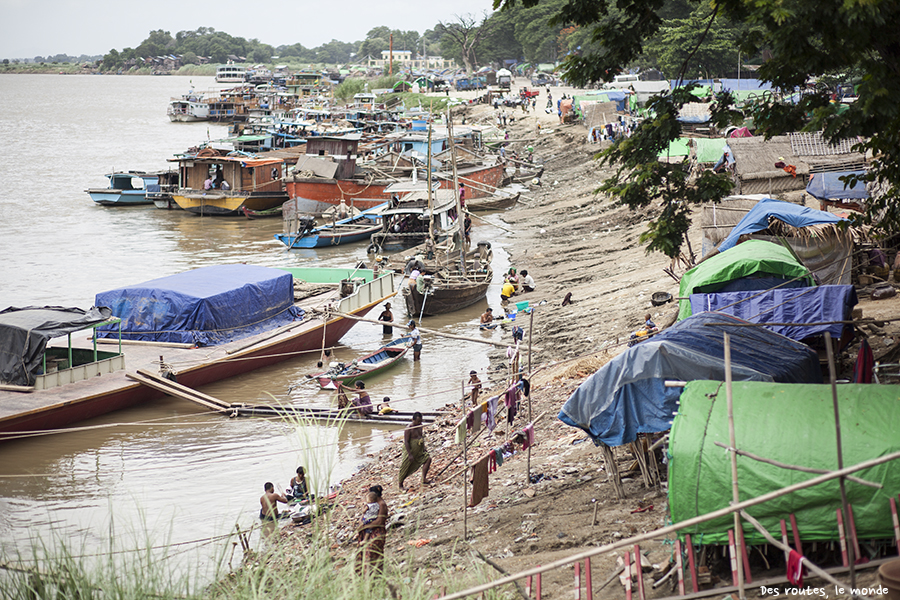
<box><xmin>467</xmin><ymin>192</ymin><xmax>520</xmax><ymax>212</ymax></box>
<box><xmin>309</xmin><ymin>336</ymin><xmax>413</xmax><ymax>388</ymax></box>
<box><xmin>232</xmin><ymin>404</ymin><xmax>439</xmax><ymax>425</ymax></box>
<box><xmin>274</xmin><ymin>205</ymin><xmax>385</xmax><ymax>249</ymax></box>
<box><xmin>173</xmin><ymin>191</ymin><xmax>290</xmax><ymax>216</ymax></box>
<box><xmin>242</xmin><ymin>205</ymin><xmax>283</xmax><ymax>219</ymax></box>
<box><xmin>0</xmin><ymin>266</ymin><xmax>395</xmax><ymax>438</ymax></box>
<box><xmin>401</xmin><ymin>242</ymin><xmax>494</xmax><ymax>317</ymax></box>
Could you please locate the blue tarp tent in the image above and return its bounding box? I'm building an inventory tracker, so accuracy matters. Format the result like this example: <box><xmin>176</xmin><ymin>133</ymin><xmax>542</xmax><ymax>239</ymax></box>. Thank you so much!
<box><xmin>717</xmin><ymin>197</ymin><xmax>846</xmax><ymax>252</ymax></box>
<box><xmin>806</xmin><ymin>171</ymin><xmax>868</xmax><ymax>201</ymax></box>
<box><xmin>585</xmin><ymin>90</ymin><xmax>629</xmax><ymax>111</ymax></box>
<box><xmin>95</xmin><ymin>265</ymin><xmax>303</xmax><ymax>346</ymax></box>
<box><xmin>558</xmin><ymin>312</ymin><xmax>822</xmax><ymax>447</ymax></box>
<box><xmin>690</xmin><ymin>285</ymin><xmax>857</xmax><ymax>341</ymax></box>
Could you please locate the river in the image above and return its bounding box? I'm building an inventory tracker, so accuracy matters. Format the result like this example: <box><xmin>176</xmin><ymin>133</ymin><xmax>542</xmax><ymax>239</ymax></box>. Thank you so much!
<box><xmin>0</xmin><ymin>74</ymin><xmax>512</xmax><ymax>582</ymax></box>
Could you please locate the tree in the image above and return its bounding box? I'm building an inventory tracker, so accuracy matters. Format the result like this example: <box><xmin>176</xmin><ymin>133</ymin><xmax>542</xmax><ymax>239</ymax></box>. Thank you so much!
<box><xmin>495</xmin><ymin>0</ymin><xmax>900</xmax><ymax>257</ymax></box>
<box><xmin>437</xmin><ymin>13</ymin><xmax>494</xmax><ymax>75</ymax></box>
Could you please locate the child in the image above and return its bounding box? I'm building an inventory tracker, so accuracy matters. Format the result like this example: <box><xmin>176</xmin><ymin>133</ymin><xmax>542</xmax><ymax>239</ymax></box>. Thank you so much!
<box><xmin>468</xmin><ymin>371</ymin><xmax>482</xmax><ymax>406</ymax></box>
<box><xmin>378</xmin><ymin>397</ymin><xmax>398</xmax><ymax>415</ymax></box>
<box><xmin>360</xmin><ymin>491</ymin><xmax>380</xmax><ymax>527</ymax></box>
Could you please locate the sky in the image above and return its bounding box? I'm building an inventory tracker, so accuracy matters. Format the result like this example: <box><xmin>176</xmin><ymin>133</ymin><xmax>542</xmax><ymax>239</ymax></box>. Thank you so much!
<box><xmin>1</xmin><ymin>0</ymin><xmax>495</xmax><ymax>59</ymax></box>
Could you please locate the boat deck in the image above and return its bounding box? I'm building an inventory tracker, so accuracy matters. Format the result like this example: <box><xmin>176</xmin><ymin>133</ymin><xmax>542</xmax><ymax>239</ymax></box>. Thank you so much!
<box><xmin>0</xmin><ymin>275</ymin><xmax>395</xmax><ymax>436</ymax></box>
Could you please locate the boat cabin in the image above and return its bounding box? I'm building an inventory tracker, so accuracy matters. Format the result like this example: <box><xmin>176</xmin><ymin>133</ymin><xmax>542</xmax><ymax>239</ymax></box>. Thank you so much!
<box><xmin>303</xmin><ymin>135</ymin><xmax>361</xmax><ymax>179</ymax></box>
<box><xmin>0</xmin><ymin>307</ymin><xmax>124</xmax><ymax>392</ymax></box>
<box><xmin>171</xmin><ymin>149</ymin><xmax>285</xmax><ymax>194</ymax></box>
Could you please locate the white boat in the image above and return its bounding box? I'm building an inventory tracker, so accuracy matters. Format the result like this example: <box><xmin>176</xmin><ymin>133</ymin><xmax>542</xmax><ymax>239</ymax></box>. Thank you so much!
<box><xmin>216</xmin><ymin>63</ymin><xmax>246</xmax><ymax>83</ymax></box>
<box><xmin>167</xmin><ymin>92</ymin><xmax>209</xmax><ymax>122</ymax></box>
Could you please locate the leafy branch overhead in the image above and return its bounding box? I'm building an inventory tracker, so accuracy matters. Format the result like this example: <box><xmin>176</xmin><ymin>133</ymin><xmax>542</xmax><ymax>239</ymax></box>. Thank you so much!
<box><xmin>495</xmin><ymin>0</ymin><xmax>900</xmax><ymax>258</ymax></box>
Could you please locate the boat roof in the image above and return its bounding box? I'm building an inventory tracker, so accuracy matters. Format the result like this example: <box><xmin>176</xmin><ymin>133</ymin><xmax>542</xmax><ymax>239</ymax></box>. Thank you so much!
<box><xmin>384</xmin><ymin>181</ymin><xmax>441</xmax><ymax>193</ymax></box>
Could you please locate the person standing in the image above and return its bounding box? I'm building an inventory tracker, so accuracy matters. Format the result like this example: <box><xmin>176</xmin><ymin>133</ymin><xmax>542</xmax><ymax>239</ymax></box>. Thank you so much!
<box><xmin>408</xmin><ymin>320</ymin><xmax>422</xmax><ymax>361</ymax></box>
<box><xmin>398</xmin><ymin>413</ymin><xmax>432</xmax><ymax>490</ymax></box>
<box><xmin>378</xmin><ymin>303</ymin><xmax>394</xmax><ymax>336</ymax></box>
<box><xmin>468</xmin><ymin>370</ymin><xmax>482</xmax><ymax>406</ymax></box>
<box><xmin>356</xmin><ymin>485</ymin><xmax>389</xmax><ymax>574</ymax></box>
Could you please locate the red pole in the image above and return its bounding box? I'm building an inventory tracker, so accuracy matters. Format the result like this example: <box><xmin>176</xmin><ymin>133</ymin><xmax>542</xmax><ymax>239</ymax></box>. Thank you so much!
<box><xmin>837</xmin><ymin>508</ymin><xmax>849</xmax><ymax>567</ymax></box>
<box><xmin>847</xmin><ymin>504</ymin><xmax>861</xmax><ymax>562</ymax></box>
<box><xmin>634</xmin><ymin>544</ymin><xmax>646</xmax><ymax>600</ymax></box>
<box><xmin>526</xmin><ymin>575</ymin><xmax>532</xmax><ymax>597</ymax></box>
<box><xmin>739</xmin><ymin>527</ymin><xmax>753</xmax><ymax>583</ymax></box>
<box><xmin>780</xmin><ymin>519</ymin><xmax>791</xmax><ymax>565</ymax></box>
<box><xmin>790</xmin><ymin>513</ymin><xmax>803</xmax><ymax>554</ymax></box>
<box><xmin>727</xmin><ymin>529</ymin><xmax>739</xmax><ymax>586</ymax></box>
<box><xmin>891</xmin><ymin>497</ymin><xmax>900</xmax><ymax>556</ymax></box>
<box><xmin>574</xmin><ymin>561</ymin><xmax>581</xmax><ymax>600</ymax></box>
<box><xmin>686</xmin><ymin>534</ymin><xmax>699</xmax><ymax>593</ymax></box>
<box><xmin>536</xmin><ymin>569</ymin><xmax>542</xmax><ymax>600</ymax></box>
<box><xmin>585</xmin><ymin>557</ymin><xmax>593</xmax><ymax>600</ymax></box>
<box><xmin>674</xmin><ymin>540</ymin><xmax>686</xmax><ymax>596</ymax></box>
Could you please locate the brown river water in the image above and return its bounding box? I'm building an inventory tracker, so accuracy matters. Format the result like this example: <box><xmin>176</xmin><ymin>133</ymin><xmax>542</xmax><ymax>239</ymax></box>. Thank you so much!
<box><xmin>0</xmin><ymin>74</ymin><xmax>513</xmax><ymax>579</ymax></box>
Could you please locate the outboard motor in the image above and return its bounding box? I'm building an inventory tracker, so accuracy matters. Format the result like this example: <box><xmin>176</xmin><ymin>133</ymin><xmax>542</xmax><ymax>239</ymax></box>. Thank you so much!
<box><xmin>296</xmin><ymin>216</ymin><xmax>317</xmax><ymax>236</ymax></box>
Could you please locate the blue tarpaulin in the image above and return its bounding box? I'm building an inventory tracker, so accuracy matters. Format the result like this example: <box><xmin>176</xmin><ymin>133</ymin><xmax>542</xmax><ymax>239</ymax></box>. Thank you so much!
<box><xmin>806</xmin><ymin>171</ymin><xmax>868</xmax><ymax>201</ymax></box>
<box><xmin>718</xmin><ymin>197</ymin><xmax>846</xmax><ymax>252</ymax></box>
<box><xmin>95</xmin><ymin>265</ymin><xmax>303</xmax><ymax>346</ymax></box>
<box><xmin>689</xmin><ymin>285</ymin><xmax>857</xmax><ymax>341</ymax></box>
<box><xmin>585</xmin><ymin>90</ymin><xmax>629</xmax><ymax>111</ymax></box>
<box><xmin>557</xmin><ymin>312</ymin><xmax>822</xmax><ymax>447</ymax></box>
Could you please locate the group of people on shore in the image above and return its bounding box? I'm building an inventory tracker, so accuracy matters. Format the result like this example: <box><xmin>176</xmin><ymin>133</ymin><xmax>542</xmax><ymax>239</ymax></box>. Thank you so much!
<box><xmin>500</xmin><ymin>267</ymin><xmax>535</xmax><ymax>303</ymax></box>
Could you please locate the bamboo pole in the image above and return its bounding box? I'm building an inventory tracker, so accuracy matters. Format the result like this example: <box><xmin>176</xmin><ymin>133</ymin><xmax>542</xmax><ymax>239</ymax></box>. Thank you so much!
<box><xmin>724</xmin><ymin>332</ymin><xmax>746</xmax><ymax>599</ymax></box>
<box><xmin>437</xmin><ymin>448</ymin><xmax>900</xmax><ymax>600</ymax></box>
<box><xmin>712</xmin><ymin>442</ymin><xmax>881</xmax><ymax>489</ymax></box>
<box><xmin>462</xmin><ymin>377</ymin><xmax>468</xmax><ymax>541</ymax></box>
<box><xmin>825</xmin><ymin>331</ymin><xmax>856</xmax><ymax>588</ymax></box>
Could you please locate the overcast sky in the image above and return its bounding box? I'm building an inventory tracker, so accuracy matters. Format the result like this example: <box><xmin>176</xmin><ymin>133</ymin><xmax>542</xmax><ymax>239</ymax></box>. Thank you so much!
<box><xmin>1</xmin><ymin>0</ymin><xmax>495</xmax><ymax>59</ymax></box>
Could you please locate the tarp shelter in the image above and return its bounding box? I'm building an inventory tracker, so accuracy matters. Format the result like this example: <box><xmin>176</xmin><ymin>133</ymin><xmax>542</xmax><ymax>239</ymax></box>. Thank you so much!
<box><xmin>677</xmin><ymin>239</ymin><xmax>814</xmax><ymax>320</ymax></box>
<box><xmin>694</xmin><ymin>138</ymin><xmax>728</xmax><ymax>163</ymax></box>
<box><xmin>659</xmin><ymin>138</ymin><xmax>691</xmax><ymax>159</ymax></box>
<box><xmin>582</xmin><ymin>91</ymin><xmax>629</xmax><ymax>112</ymax></box>
<box><xmin>94</xmin><ymin>265</ymin><xmax>303</xmax><ymax>346</ymax></box>
<box><xmin>0</xmin><ymin>306</ymin><xmax>112</xmax><ymax>386</ymax></box>
<box><xmin>669</xmin><ymin>380</ymin><xmax>900</xmax><ymax>544</ymax></box>
<box><xmin>806</xmin><ymin>170</ymin><xmax>868</xmax><ymax>202</ymax></box>
<box><xmin>718</xmin><ymin>197</ymin><xmax>847</xmax><ymax>252</ymax></box>
<box><xmin>557</xmin><ymin>312</ymin><xmax>822</xmax><ymax>447</ymax></box>
<box><xmin>689</xmin><ymin>284</ymin><xmax>857</xmax><ymax>342</ymax></box>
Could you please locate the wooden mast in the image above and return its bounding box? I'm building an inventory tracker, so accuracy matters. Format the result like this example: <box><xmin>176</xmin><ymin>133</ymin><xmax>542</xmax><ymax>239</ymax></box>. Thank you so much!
<box><xmin>427</xmin><ymin>123</ymin><xmax>434</xmax><ymax>250</ymax></box>
<box><xmin>446</xmin><ymin>109</ymin><xmax>467</xmax><ymax>274</ymax></box>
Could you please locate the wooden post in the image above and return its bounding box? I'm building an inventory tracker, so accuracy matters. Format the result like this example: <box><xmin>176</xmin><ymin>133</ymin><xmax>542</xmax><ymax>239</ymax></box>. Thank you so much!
<box><xmin>837</xmin><ymin>508</ymin><xmax>849</xmax><ymax>567</ymax></box>
<box><xmin>674</xmin><ymin>540</ymin><xmax>686</xmax><ymax>596</ymax></box>
<box><xmin>526</xmin><ymin>575</ymin><xmax>532</xmax><ymax>597</ymax></box>
<box><xmin>574</xmin><ymin>561</ymin><xmax>581</xmax><ymax>600</ymax></box>
<box><xmin>847</xmin><ymin>503</ymin><xmax>861</xmax><ymax>563</ymax></box>
<box><xmin>740</xmin><ymin>526</ymin><xmax>753</xmax><ymax>584</ymax></box>
<box><xmin>462</xmin><ymin>377</ymin><xmax>468</xmax><ymax>540</ymax></box>
<box><xmin>728</xmin><ymin>529</ymin><xmax>739</xmax><ymax>586</ymax></box>
<box><xmin>536</xmin><ymin>569</ymin><xmax>542</xmax><ymax>600</ymax></box>
<box><xmin>780</xmin><ymin>519</ymin><xmax>791</xmax><ymax>566</ymax></box>
<box><xmin>789</xmin><ymin>513</ymin><xmax>802</xmax><ymax>555</ymax></box>
<box><xmin>624</xmin><ymin>551</ymin><xmax>633</xmax><ymax>600</ymax></box>
<box><xmin>825</xmin><ymin>331</ymin><xmax>855</xmax><ymax>587</ymax></box>
<box><xmin>686</xmin><ymin>534</ymin><xmax>699</xmax><ymax>593</ymax></box>
<box><xmin>527</xmin><ymin>308</ymin><xmax>534</xmax><ymax>485</ymax></box>
<box><xmin>585</xmin><ymin>557</ymin><xmax>593</xmax><ymax>600</ymax></box>
<box><xmin>601</xmin><ymin>443</ymin><xmax>625</xmax><ymax>500</ymax></box>
<box><xmin>723</xmin><ymin>332</ymin><xmax>746</xmax><ymax>599</ymax></box>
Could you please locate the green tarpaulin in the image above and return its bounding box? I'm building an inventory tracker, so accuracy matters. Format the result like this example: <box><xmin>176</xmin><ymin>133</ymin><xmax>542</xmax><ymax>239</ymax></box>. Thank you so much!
<box><xmin>669</xmin><ymin>380</ymin><xmax>900</xmax><ymax>544</ymax></box>
<box><xmin>694</xmin><ymin>138</ymin><xmax>727</xmax><ymax>163</ymax></box>
<box><xmin>677</xmin><ymin>240</ymin><xmax>814</xmax><ymax>320</ymax></box>
<box><xmin>659</xmin><ymin>138</ymin><xmax>691</xmax><ymax>158</ymax></box>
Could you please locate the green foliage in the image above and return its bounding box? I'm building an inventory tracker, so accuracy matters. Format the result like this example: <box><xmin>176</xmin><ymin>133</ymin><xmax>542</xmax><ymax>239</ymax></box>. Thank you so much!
<box><xmin>335</xmin><ymin>78</ymin><xmax>367</xmax><ymax>102</ymax></box>
<box><xmin>643</xmin><ymin>5</ymin><xmax>741</xmax><ymax>79</ymax></box>
<box><xmin>496</xmin><ymin>0</ymin><xmax>900</xmax><ymax>255</ymax></box>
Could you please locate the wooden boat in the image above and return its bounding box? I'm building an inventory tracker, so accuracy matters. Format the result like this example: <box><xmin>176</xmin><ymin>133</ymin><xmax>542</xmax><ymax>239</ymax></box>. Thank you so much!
<box><xmin>402</xmin><ymin>242</ymin><xmax>494</xmax><ymax>317</ymax></box>
<box><xmin>232</xmin><ymin>404</ymin><xmax>439</xmax><ymax>425</ymax></box>
<box><xmin>274</xmin><ymin>204</ymin><xmax>386</xmax><ymax>249</ymax></box>
<box><xmin>368</xmin><ymin>184</ymin><xmax>458</xmax><ymax>252</ymax></box>
<box><xmin>169</xmin><ymin>148</ymin><xmax>301</xmax><ymax>216</ymax></box>
<box><xmin>86</xmin><ymin>171</ymin><xmax>167</xmax><ymax>206</ymax></box>
<box><xmin>242</xmin><ymin>205</ymin><xmax>283</xmax><ymax>219</ymax></box>
<box><xmin>0</xmin><ymin>266</ymin><xmax>395</xmax><ymax>437</ymax></box>
<box><xmin>308</xmin><ymin>336</ymin><xmax>413</xmax><ymax>388</ymax></box>
<box><xmin>467</xmin><ymin>191</ymin><xmax>520</xmax><ymax>212</ymax></box>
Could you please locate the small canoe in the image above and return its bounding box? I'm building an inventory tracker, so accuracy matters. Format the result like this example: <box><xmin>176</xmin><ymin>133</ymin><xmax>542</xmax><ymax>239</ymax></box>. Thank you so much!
<box><xmin>242</xmin><ymin>206</ymin><xmax>283</xmax><ymax>219</ymax></box>
<box><xmin>232</xmin><ymin>404</ymin><xmax>440</xmax><ymax>425</ymax></box>
<box><xmin>309</xmin><ymin>336</ymin><xmax>413</xmax><ymax>388</ymax></box>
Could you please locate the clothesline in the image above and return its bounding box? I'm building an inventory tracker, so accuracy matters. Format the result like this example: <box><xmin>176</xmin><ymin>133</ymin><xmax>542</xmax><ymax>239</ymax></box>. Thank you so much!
<box><xmin>454</xmin><ymin>380</ymin><xmax>528</xmax><ymax>444</ymax></box>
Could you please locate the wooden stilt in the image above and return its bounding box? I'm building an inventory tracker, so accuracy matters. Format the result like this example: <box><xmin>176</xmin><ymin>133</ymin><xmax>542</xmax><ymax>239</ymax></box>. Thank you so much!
<box><xmin>837</xmin><ymin>509</ymin><xmax>849</xmax><ymax>567</ymax></box>
<box><xmin>635</xmin><ymin>544</ymin><xmax>646</xmax><ymax>600</ymax></box>
<box><xmin>601</xmin><ymin>443</ymin><xmax>626</xmax><ymax>500</ymax></box>
<box><xmin>740</xmin><ymin>529</ymin><xmax>753</xmax><ymax>584</ymax></box>
<box><xmin>686</xmin><ymin>534</ymin><xmax>699</xmax><ymax>593</ymax></box>
<box><xmin>675</xmin><ymin>540</ymin><xmax>686</xmax><ymax>596</ymax></box>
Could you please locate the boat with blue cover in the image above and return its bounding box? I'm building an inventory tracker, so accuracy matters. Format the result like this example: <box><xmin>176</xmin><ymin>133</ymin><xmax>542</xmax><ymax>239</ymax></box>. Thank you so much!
<box><xmin>309</xmin><ymin>336</ymin><xmax>413</xmax><ymax>388</ymax></box>
<box><xmin>86</xmin><ymin>171</ymin><xmax>168</xmax><ymax>206</ymax></box>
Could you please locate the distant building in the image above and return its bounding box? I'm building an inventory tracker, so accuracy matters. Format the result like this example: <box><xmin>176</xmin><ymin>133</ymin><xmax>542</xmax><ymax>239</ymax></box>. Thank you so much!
<box><xmin>367</xmin><ymin>50</ymin><xmax>455</xmax><ymax>71</ymax></box>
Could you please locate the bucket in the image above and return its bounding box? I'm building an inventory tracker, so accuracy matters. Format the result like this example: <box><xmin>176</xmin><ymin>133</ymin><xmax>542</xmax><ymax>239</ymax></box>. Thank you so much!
<box><xmin>879</xmin><ymin>558</ymin><xmax>900</xmax><ymax>600</ymax></box>
<box><xmin>515</xmin><ymin>300</ymin><xmax>530</xmax><ymax>311</ymax></box>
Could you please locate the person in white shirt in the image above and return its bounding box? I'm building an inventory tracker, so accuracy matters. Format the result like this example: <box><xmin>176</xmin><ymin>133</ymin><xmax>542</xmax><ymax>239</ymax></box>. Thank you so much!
<box><xmin>520</xmin><ymin>270</ymin><xmax>536</xmax><ymax>292</ymax></box>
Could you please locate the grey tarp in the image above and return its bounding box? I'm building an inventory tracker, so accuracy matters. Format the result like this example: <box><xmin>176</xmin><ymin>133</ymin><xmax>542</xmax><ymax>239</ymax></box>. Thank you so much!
<box><xmin>0</xmin><ymin>306</ymin><xmax>112</xmax><ymax>386</ymax></box>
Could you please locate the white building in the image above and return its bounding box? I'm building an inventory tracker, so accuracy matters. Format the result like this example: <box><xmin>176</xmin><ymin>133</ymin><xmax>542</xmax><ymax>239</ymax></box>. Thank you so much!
<box><xmin>367</xmin><ymin>50</ymin><xmax>455</xmax><ymax>71</ymax></box>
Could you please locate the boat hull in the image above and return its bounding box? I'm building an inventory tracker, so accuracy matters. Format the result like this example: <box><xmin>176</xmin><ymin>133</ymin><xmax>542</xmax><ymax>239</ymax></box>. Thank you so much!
<box><xmin>173</xmin><ymin>193</ymin><xmax>289</xmax><ymax>216</ymax></box>
<box><xmin>467</xmin><ymin>192</ymin><xmax>520</xmax><ymax>212</ymax></box>
<box><xmin>402</xmin><ymin>275</ymin><xmax>491</xmax><ymax>317</ymax></box>
<box><xmin>87</xmin><ymin>190</ymin><xmax>153</xmax><ymax>206</ymax></box>
<box><xmin>275</xmin><ymin>224</ymin><xmax>381</xmax><ymax>249</ymax></box>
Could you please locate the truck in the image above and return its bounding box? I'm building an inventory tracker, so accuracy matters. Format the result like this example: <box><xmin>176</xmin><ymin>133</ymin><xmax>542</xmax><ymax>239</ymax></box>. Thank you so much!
<box><xmin>497</xmin><ymin>68</ymin><xmax>512</xmax><ymax>90</ymax></box>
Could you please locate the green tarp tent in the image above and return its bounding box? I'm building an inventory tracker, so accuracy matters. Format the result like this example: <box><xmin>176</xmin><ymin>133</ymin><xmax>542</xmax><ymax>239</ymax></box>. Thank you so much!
<box><xmin>669</xmin><ymin>380</ymin><xmax>900</xmax><ymax>544</ymax></box>
<box><xmin>677</xmin><ymin>240</ymin><xmax>814</xmax><ymax>320</ymax></box>
<box><xmin>659</xmin><ymin>138</ymin><xmax>691</xmax><ymax>158</ymax></box>
<box><xmin>694</xmin><ymin>138</ymin><xmax>727</xmax><ymax>163</ymax></box>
